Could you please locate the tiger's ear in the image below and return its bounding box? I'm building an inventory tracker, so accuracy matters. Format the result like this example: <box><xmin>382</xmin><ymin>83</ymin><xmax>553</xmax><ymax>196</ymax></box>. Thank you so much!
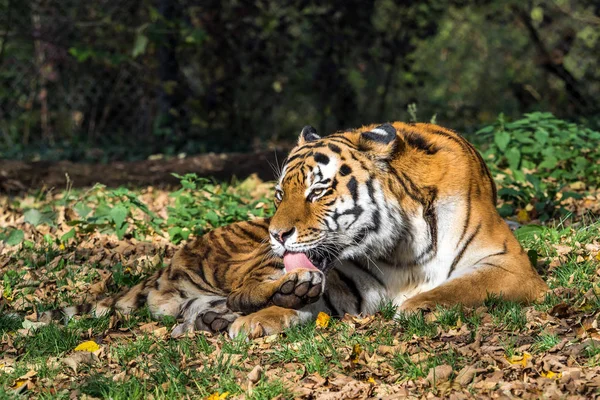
<box><xmin>358</xmin><ymin>123</ymin><xmax>400</xmax><ymax>160</ymax></box>
<box><xmin>297</xmin><ymin>125</ymin><xmax>320</xmax><ymax>146</ymax></box>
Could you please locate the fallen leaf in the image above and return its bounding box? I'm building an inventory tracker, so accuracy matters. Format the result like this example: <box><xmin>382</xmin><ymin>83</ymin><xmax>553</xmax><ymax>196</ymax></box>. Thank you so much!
<box><xmin>11</xmin><ymin>369</ymin><xmax>36</xmax><ymax>391</ymax></box>
<box><xmin>351</xmin><ymin>344</ymin><xmax>362</xmax><ymax>364</ymax></box>
<box><xmin>541</xmin><ymin>370</ymin><xmax>562</xmax><ymax>379</ymax></box>
<box><xmin>455</xmin><ymin>365</ymin><xmax>484</xmax><ymax>386</ymax></box>
<box><xmin>247</xmin><ymin>365</ymin><xmax>263</xmax><ymax>384</ymax></box>
<box><xmin>316</xmin><ymin>312</ymin><xmax>330</xmax><ymax>328</ymax></box>
<box><xmin>426</xmin><ymin>364</ymin><xmax>453</xmax><ymax>386</ymax></box>
<box><xmin>74</xmin><ymin>340</ymin><xmax>100</xmax><ymax>352</ymax></box>
<box><xmin>517</xmin><ymin>209</ymin><xmax>530</xmax><ymax>223</ymax></box>
<box><xmin>205</xmin><ymin>392</ymin><xmax>229</xmax><ymax>400</ymax></box>
<box><xmin>506</xmin><ymin>352</ymin><xmax>532</xmax><ymax>367</ymax></box>
<box><xmin>62</xmin><ymin>352</ymin><xmax>98</xmax><ymax>373</ymax></box>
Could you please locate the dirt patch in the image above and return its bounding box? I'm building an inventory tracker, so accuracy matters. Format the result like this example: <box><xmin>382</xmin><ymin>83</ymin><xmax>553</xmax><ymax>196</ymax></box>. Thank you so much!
<box><xmin>0</xmin><ymin>148</ymin><xmax>289</xmax><ymax>193</ymax></box>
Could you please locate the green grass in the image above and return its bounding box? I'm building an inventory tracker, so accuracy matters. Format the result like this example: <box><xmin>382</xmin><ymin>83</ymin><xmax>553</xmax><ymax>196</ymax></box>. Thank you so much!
<box><xmin>1</xmin><ymin>156</ymin><xmax>600</xmax><ymax>398</ymax></box>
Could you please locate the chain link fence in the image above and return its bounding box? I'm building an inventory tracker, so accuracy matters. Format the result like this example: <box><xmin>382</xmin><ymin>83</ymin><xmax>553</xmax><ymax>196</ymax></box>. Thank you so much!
<box><xmin>1</xmin><ymin>1</ymin><xmax>598</xmax><ymax>161</ymax></box>
<box><xmin>0</xmin><ymin>1</ymin><xmax>166</xmax><ymax>158</ymax></box>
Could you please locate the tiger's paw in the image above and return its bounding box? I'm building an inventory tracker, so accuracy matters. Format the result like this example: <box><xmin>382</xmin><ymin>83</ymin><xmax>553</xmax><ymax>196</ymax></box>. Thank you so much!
<box><xmin>272</xmin><ymin>269</ymin><xmax>324</xmax><ymax>309</ymax></box>
<box><xmin>228</xmin><ymin>306</ymin><xmax>300</xmax><ymax>339</ymax></box>
<box><xmin>171</xmin><ymin>299</ymin><xmax>240</xmax><ymax>338</ymax></box>
<box><xmin>195</xmin><ymin>308</ymin><xmax>239</xmax><ymax>333</ymax></box>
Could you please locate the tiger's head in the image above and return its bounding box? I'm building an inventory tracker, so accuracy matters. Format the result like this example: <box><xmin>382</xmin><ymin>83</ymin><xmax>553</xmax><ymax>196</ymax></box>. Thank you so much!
<box><xmin>270</xmin><ymin>124</ymin><xmax>405</xmax><ymax>273</ymax></box>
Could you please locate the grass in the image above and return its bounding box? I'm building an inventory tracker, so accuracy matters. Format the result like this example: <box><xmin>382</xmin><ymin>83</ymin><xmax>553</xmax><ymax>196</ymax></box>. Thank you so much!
<box><xmin>1</xmin><ymin>170</ymin><xmax>600</xmax><ymax>397</ymax></box>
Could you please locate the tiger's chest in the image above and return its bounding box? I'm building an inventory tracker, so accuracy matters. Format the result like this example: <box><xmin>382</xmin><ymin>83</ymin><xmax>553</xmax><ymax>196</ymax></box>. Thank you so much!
<box><xmin>368</xmin><ymin>196</ymin><xmax>470</xmax><ymax>307</ymax></box>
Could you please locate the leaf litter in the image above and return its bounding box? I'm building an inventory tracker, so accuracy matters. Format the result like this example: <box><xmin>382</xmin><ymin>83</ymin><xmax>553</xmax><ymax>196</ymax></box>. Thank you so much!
<box><xmin>1</xmin><ymin>175</ymin><xmax>600</xmax><ymax>398</ymax></box>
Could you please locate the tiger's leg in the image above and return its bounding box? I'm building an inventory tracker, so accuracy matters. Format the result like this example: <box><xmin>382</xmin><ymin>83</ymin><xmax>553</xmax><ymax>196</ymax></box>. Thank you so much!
<box><xmin>228</xmin><ymin>305</ymin><xmax>320</xmax><ymax>339</ymax></box>
<box><xmin>227</xmin><ymin>268</ymin><xmax>325</xmax><ymax>314</ymax></box>
<box><xmin>399</xmin><ymin>261</ymin><xmax>548</xmax><ymax>312</ymax></box>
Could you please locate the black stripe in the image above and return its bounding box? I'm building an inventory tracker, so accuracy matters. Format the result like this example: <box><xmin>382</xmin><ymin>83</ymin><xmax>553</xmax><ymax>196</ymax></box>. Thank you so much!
<box><xmin>347</xmin><ymin>177</ymin><xmax>358</xmax><ymax>201</ymax></box>
<box><xmin>235</xmin><ymin>225</ymin><xmax>265</xmax><ymax>243</ymax></box>
<box><xmin>323</xmin><ymin>292</ymin><xmax>340</xmax><ymax>317</ymax></box>
<box><xmin>135</xmin><ymin>292</ymin><xmax>148</xmax><ymax>308</ymax></box>
<box><xmin>447</xmin><ymin>223</ymin><xmax>482</xmax><ymax>278</ymax></box>
<box><xmin>245</xmin><ymin>219</ymin><xmax>270</xmax><ymax>231</ymax></box>
<box><xmin>221</xmin><ymin>233</ymin><xmax>240</xmax><ymax>252</ymax></box>
<box><xmin>405</xmin><ymin>131</ymin><xmax>439</xmax><ymax>155</ymax></box>
<box><xmin>209</xmin><ymin>298</ymin><xmax>226</xmax><ymax>308</ymax></box>
<box><xmin>328</xmin><ymin>143</ymin><xmax>342</xmax><ymax>153</ymax></box>
<box><xmin>471</xmin><ymin>240</ymin><xmax>508</xmax><ymax>266</ymax></box>
<box><xmin>459</xmin><ymin>180</ymin><xmax>473</xmax><ymax>245</ymax></box>
<box><xmin>336</xmin><ymin>270</ymin><xmax>363</xmax><ymax>313</ymax></box>
<box><xmin>313</xmin><ymin>152</ymin><xmax>330</xmax><ymax>165</ymax></box>
<box><xmin>327</xmin><ymin>136</ymin><xmax>354</xmax><ymax>147</ymax></box>
<box><xmin>339</xmin><ymin>164</ymin><xmax>352</xmax><ymax>176</ymax></box>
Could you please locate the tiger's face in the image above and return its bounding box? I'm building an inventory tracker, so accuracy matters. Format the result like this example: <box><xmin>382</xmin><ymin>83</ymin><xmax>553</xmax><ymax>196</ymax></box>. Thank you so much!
<box><xmin>270</xmin><ymin>124</ymin><xmax>404</xmax><ymax>272</ymax></box>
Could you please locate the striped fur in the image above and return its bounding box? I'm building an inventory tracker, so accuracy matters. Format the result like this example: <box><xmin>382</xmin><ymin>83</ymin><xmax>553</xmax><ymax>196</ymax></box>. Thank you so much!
<box><xmin>46</xmin><ymin>121</ymin><xmax>548</xmax><ymax>339</ymax></box>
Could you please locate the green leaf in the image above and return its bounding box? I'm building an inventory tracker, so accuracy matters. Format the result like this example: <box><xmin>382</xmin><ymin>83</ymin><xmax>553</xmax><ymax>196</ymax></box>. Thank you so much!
<box><xmin>494</xmin><ymin>131</ymin><xmax>510</xmax><ymax>152</ymax></box>
<box><xmin>505</xmin><ymin>148</ymin><xmax>521</xmax><ymax>170</ymax></box>
<box><xmin>24</xmin><ymin>209</ymin><xmax>43</xmax><ymax>226</ymax></box>
<box><xmin>109</xmin><ymin>204</ymin><xmax>128</xmax><ymax>228</ymax></box>
<box><xmin>534</xmin><ymin>129</ymin><xmax>549</xmax><ymax>146</ymax></box>
<box><xmin>61</xmin><ymin>228</ymin><xmax>76</xmax><ymax>242</ymax></box>
<box><xmin>132</xmin><ymin>34</ymin><xmax>149</xmax><ymax>57</ymax></box>
<box><xmin>5</xmin><ymin>229</ymin><xmax>24</xmax><ymax>246</ymax></box>
<box><xmin>115</xmin><ymin>222</ymin><xmax>129</xmax><ymax>240</ymax></box>
<box><xmin>514</xmin><ymin>225</ymin><xmax>544</xmax><ymax>241</ymax></box>
<box><xmin>74</xmin><ymin>203</ymin><xmax>92</xmax><ymax>218</ymax></box>
<box><xmin>538</xmin><ymin>155</ymin><xmax>558</xmax><ymax>170</ymax></box>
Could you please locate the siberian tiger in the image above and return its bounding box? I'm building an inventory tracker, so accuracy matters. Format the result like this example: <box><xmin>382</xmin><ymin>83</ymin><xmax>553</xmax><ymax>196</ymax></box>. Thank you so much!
<box><xmin>45</xmin><ymin>122</ymin><xmax>548</xmax><ymax>338</ymax></box>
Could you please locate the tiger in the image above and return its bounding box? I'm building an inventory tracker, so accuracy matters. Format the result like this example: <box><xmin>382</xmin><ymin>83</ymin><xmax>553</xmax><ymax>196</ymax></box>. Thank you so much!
<box><xmin>44</xmin><ymin>121</ymin><xmax>548</xmax><ymax>339</ymax></box>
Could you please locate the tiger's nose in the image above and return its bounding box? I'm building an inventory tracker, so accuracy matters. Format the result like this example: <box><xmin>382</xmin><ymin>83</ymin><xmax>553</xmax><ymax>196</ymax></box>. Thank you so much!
<box><xmin>271</xmin><ymin>227</ymin><xmax>296</xmax><ymax>244</ymax></box>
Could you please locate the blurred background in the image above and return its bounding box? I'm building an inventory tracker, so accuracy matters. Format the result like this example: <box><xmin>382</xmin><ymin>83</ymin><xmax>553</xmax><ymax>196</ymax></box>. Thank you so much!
<box><xmin>0</xmin><ymin>0</ymin><xmax>598</xmax><ymax>162</ymax></box>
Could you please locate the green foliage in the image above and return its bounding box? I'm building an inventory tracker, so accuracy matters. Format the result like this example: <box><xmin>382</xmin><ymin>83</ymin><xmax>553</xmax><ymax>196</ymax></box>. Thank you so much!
<box><xmin>1</xmin><ymin>174</ymin><xmax>273</xmax><ymax>246</ymax></box>
<box><xmin>2</xmin><ymin>1</ymin><xmax>599</xmax><ymax>159</ymax></box>
<box><xmin>166</xmin><ymin>173</ymin><xmax>273</xmax><ymax>243</ymax></box>
<box><xmin>477</xmin><ymin>112</ymin><xmax>600</xmax><ymax>221</ymax></box>
<box><xmin>64</xmin><ymin>185</ymin><xmax>163</xmax><ymax>241</ymax></box>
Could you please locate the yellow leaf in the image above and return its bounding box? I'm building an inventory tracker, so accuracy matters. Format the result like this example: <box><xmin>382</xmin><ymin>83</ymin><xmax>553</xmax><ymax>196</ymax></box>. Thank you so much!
<box><xmin>11</xmin><ymin>379</ymin><xmax>27</xmax><ymax>389</ymax></box>
<box><xmin>541</xmin><ymin>370</ymin><xmax>561</xmax><ymax>379</ymax></box>
<box><xmin>74</xmin><ymin>340</ymin><xmax>100</xmax><ymax>352</ymax></box>
<box><xmin>351</xmin><ymin>344</ymin><xmax>362</xmax><ymax>364</ymax></box>
<box><xmin>517</xmin><ymin>209</ymin><xmax>530</xmax><ymax>223</ymax></box>
<box><xmin>316</xmin><ymin>312</ymin><xmax>330</xmax><ymax>328</ymax></box>
<box><xmin>205</xmin><ymin>392</ymin><xmax>229</xmax><ymax>400</ymax></box>
<box><xmin>506</xmin><ymin>352</ymin><xmax>531</xmax><ymax>367</ymax></box>
<box><xmin>596</xmin><ymin>252</ymin><xmax>600</xmax><ymax>262</ymax></box>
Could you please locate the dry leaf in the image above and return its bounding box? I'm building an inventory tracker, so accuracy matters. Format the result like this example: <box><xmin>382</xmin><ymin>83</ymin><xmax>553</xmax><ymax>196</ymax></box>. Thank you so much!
<box><xmin>247</xmin><ymin>365</ymin><xmax>263</xmax><ymax>384</ymax></box>
<box><xmin>506</xmin><ymin>352</ymin><xmax>532</xmax><ymax>367</ymax></box>
<box><xmin>74</xmin><ymin>340</ymin><xmax>101</xmax><ymax>352</ymax></box>
<box><xmin>62</xmin><ymin>352</ymin><xmax>98</xmax><ymax>373</ymax></box>
<box><xmin>316</xmin><ymin>312</ymin><xmax>330</xmax><ymax>328</ymax></box>
<box><xmin>205</xmin><ymin>392</ymin><xmax>229</xmax><ymax>400</ymax></box>
<box><xmin>426</xmin><ymin>364</ymin><xmax>453</xmax><ymax>386</ymax></box>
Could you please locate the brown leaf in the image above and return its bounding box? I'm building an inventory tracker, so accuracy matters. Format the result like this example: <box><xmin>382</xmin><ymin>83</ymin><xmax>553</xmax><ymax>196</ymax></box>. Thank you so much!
<box><xmin>247</xmin><ymin>365</ymin><xmax>263</xmax><ymax>384</ymax></box>
<box><xmin>62</xmin><ymin>352</ymin><xmax>98</xmax><ymax>373</ymax></box>
<box><xmin>455</xmin><ymin>365</ymin><xmax>484</xmax><ymax>386</ymax></box>
<box><xmin>426</xmin><ymin>364</ymin><xmax>453</xmax><ymax>386</ymax></box>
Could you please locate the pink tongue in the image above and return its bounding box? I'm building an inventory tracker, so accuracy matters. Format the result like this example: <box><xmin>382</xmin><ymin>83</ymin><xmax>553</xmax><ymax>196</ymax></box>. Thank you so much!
<box><xmin>283</xmin><ymin>252</ymin><xmax>319</xmax><ymax>272</ymax></box>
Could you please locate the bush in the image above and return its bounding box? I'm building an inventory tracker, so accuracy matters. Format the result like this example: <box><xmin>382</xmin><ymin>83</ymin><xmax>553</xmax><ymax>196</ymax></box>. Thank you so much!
<box><xmin>476</xmin><ymin>112</ymin><xmax>600</xmax><ymax>221</ymax></box>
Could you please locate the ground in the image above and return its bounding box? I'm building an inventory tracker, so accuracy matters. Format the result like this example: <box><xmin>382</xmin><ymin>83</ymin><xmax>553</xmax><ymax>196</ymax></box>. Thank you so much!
<box><xmin>1</xmin><ymin>172</ymin><xmax>600</xmax><ymax>399</ymax></box>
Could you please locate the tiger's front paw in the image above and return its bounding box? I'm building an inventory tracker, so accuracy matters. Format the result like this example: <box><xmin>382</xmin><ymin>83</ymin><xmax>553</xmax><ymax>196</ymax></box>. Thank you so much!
<box><xmin>228</xmin><ymin>306</ymin><xmax>300</xmax><ymax>339</ymax></box>
<box><xmin>272</xmin><ymin>269</ymin><xmax>324</xmax><ymax>309</ymax></box>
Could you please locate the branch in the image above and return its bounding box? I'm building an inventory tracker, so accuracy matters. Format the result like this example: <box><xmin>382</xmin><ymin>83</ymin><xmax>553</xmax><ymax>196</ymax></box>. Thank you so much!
<box><xmin>513</xmin><ymin>6</ymin><xmax>597</xmax><ymax>113</ymax></box>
